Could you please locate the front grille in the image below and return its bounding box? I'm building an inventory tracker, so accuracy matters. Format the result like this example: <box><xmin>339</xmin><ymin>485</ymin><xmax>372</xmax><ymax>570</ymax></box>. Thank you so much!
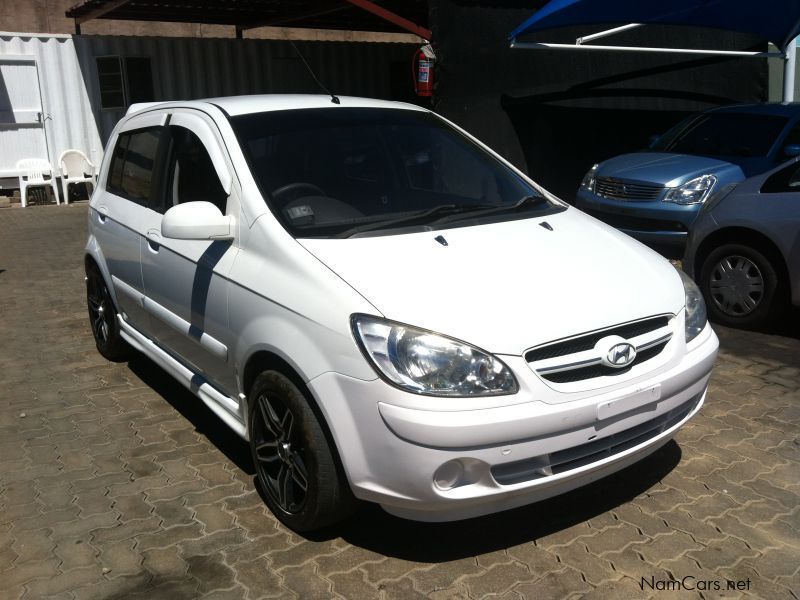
<box><xmin>491</xmin><ymin>392</ymin><xmax>702</xmax><ymax>486</ymax></box>
<box><xmin>525</xmin><ymin>316</ymin><xmax>673</xmax><ymax>385</ymax></box>
<box><xmin>595</xmin><ymin>177</ymin><xmax>663</xmax><ymax>200</ymax></box>
<box><xmin>542</xmin><ymin>341</ymin><xmax>668</xmax><ymax>383</ymax></box>
<box><xmin>526</xmin><ymin>316</ymin><xmax>669</xmax><ymax>363</ymax></box>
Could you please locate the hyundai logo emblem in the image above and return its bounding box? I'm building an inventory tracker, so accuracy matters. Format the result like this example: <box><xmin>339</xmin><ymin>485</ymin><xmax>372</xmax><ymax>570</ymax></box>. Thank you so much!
<box><xmin>606</xmin><ymin>343</ymin><xmax>636</xmax><ymax>367</ymax></box>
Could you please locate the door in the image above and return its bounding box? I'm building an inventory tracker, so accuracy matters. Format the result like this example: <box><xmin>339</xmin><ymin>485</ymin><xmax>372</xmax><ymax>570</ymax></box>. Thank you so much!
<box><xmin>92</xmin><ymin>111</ymin><xmax>168</xmax><ymax>334</ymax></box>
<box><xmin>0</xmin><ymin>56</ymin><xmax>49</xmax><ymax>177</ymax></box>
<box><xmin>140</xmin><ymin>111</ymin><xmax>239</xmax><ymax>395</ymax></box>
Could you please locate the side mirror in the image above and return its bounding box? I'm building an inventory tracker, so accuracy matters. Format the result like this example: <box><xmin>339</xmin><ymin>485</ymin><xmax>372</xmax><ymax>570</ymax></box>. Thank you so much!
<box><xmin>161</xmin><ymin>201</ymin><xmax>233</xmax><ymax>240</ymax></box>
<box><xmin>783</xmin><ymin>144</ymin><xmax>800</xmax><ymax>157</ymax></box>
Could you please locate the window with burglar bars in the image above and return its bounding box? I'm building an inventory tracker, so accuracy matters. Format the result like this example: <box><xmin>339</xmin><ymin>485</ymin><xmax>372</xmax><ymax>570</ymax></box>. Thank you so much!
<box><xmin>96</xmin><ymin>55</ymin><xmax>154</xmax><ymax>110</ymax></box>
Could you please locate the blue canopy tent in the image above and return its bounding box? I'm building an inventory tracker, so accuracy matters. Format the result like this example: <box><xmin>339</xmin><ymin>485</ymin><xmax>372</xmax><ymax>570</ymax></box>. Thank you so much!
<box><xmin>509</xmin><ymin>0</ymin><xmax>800</xmax><ymax>100</ymax></box>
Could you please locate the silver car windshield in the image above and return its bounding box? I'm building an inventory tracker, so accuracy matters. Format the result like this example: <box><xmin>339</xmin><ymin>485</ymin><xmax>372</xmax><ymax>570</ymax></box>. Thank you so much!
<box><xmin>230</xmin><ymin>107</ymin><xmax>562</xmax><ymax>238</ymax></box>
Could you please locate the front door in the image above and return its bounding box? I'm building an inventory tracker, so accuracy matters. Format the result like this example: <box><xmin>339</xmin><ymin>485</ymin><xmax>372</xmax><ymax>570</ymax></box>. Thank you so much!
<box><xmin>140</xmin><ymin>111</ymin><xmax>239</xmax><ymax>396</ymax></box>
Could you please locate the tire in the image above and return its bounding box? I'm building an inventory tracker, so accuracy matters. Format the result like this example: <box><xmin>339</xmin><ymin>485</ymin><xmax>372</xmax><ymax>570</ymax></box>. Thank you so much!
<box><xmin>699</xmin><ymin>243</ymin><xmax>784</xmax><ymax>329</ymax></box>
<box><xmin>85</xmin><ymin>264</ymin><xmax>129</xmax><ymax>362</ymax></box>
<box><xmin>248</xmin><ymin>370</ymin><xmax>356</xmax><ymax>532</ymax></box>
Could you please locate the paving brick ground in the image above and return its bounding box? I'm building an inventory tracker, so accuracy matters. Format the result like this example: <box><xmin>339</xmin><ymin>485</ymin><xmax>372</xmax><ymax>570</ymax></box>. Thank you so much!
<box><xmin>1</xmin><ymin>204</ymin><xmax>798</xmax><ymax>599</ymax></box>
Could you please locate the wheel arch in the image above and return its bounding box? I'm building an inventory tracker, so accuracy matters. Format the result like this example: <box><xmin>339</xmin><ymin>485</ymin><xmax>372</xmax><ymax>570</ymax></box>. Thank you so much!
<box><xmin>694</xmin><ymin>227</ymin><xmax>790</xmax><ymax>289</ymax></box>
<box><xmin>241</xmin><ymin>349</ymin><xmax>353</xmax><ymax>489</ymax></box>
<box><xmin>83</xmin><ymin>239</ymin><xmax>122</xmax><ymax>312</ymax></box>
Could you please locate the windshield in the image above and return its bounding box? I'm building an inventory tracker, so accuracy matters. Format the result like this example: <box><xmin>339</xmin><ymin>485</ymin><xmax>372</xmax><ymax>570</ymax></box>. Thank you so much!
<box><xmin>230</xmin><ymin>108</ymin><xmax>562</xmax><ymax>238</ymax></box>
<box><xmin>651</xmin><ymin>112</ymin><xmax>788</xmax><ymax>158</ymax></box>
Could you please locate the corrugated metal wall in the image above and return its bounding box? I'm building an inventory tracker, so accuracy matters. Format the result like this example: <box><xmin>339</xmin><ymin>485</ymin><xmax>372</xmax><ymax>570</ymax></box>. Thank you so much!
<box><xmin>0</xmin><ymin>32</ymin><xmax>417</xmax><ymax>181</ymax></box>
<box><xmin>0</xmin><ymin>34</ymin><xmax>104</xmax><ymax>178</ymax></box>
<box><xmin>74</xmin><ymin>35</ymin><xmax>417</xmax><ymax>143</ymax></box>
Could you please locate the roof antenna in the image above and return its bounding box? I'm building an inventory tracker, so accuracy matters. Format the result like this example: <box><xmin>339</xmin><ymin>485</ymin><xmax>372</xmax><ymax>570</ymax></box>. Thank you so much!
<box><xmin>290</xmin><ymin>40</ymin><xmax>340</xmax><ymax>104</ymax></box>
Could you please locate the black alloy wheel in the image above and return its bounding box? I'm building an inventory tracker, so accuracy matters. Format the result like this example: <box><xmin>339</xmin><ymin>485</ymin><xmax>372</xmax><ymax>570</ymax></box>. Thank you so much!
<box><xmin>247</xmin><ymin>370</ymin><xmax>357</xmax><ymax>532</ymax></box>
<box><xmin>251</xmin><ymin>390</ymin><xmax>309</xmax><ymax>514</ymax></box>
<box><xmin>86</xmin><ymin>265</ymin><xmax>128</xmax><ymax>361</ymax></box>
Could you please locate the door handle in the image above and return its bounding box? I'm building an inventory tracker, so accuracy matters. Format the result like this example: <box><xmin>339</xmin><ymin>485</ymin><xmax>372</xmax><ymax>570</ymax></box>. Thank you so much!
<box><xmin>146</xmin><ymin>229</ymin><xmax>161</xmax><ymax>252</ymax></box>
<box><xmin>96</xmin><ymin>205</ymin><xmax>109</xmax><ymax>223</ymax></box>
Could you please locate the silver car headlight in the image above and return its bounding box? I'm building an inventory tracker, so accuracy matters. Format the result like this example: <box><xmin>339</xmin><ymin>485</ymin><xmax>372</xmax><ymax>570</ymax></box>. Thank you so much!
<box><xmin>579</xmin><ymin>163</ymin><xmax>599</xmax><ymax>192</ymax></box>
<box><xmin>663</xmin><ymin>174</ymin><xmax>716</xmax><ymax>205</ymax></box>
<box><xmin>678</xmin><ymin>270</ymin><xmax>707</xmax><ymax>342</ymax></box>
<box><xmin>352</xmin><ymin>315</ymin><xmax>518</xmax><ymax>396</ymax></box>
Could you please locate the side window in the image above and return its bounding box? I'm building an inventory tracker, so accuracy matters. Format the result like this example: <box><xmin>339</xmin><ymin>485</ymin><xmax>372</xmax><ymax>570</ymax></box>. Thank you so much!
<box><xmin>166</xmin><ymin>126</ymin><xmax>228</xmax><ymax>214</ymax></box>
<box><xmin>761</xmin><ymin>161</ymin><xmax>800</xmax><ymax>194</ymax></box>
<box><xmin>106</xmin><ymin>127</ymin><xmax>163</xmax><ymax>210</ymax></box>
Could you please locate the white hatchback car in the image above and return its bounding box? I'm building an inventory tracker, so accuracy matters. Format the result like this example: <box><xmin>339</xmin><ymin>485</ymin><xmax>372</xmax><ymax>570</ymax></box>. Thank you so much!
<box><xmin>85</xmin><ymin>95</ymin><xmax>718</xmax><ymax>531</ymax></box>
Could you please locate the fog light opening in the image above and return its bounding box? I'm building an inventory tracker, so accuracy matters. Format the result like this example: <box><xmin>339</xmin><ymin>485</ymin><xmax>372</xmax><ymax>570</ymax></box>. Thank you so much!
<box><xmin>434</xmin><ymin>460</ymin><xmax>465</xmax><ymax>491</ymax></box>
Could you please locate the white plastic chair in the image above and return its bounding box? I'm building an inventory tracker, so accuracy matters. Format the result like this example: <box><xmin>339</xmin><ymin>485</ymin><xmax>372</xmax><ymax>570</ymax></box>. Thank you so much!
<box><xmin>58</xmin><ymin>149</ymin><xmax>97</xmax><ymax>205</ymax></box>
<box><xmin>16</xmin><ymin>158</ymin><xmax>60</xmax><ymax>208</ymax></box>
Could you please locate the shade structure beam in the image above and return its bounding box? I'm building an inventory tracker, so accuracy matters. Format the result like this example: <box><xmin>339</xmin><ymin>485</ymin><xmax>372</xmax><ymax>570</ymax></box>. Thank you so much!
<box><xmin>576</xmin><ymin>22</ymin><xmax>642</xmax><ymax>44</ymax></box>
<box><xmin>510</xmin><ymin>40</ymin><xmax>784</xmax><ymax>58</ymax></box>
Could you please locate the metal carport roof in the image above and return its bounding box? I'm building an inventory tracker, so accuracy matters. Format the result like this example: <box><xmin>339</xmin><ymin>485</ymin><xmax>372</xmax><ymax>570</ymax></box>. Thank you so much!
<box><xmin>65</xmin><ymin>0</ymin><xmax>431</xmax><ymax>39</ymax></box>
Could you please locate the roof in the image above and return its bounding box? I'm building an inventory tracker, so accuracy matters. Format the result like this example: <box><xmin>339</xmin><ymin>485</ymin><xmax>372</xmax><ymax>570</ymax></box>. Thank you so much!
<box><xmin>128</xmin><ymin>94</ymin><xmax>428</xmax><ymax>117</ymax></box>
<box><xmin>510</xmin><ymin>0</ymin><xmax>800</xmax><ymax>51</ymax></box>
<box><xmin>65</xmin><ymin>0</ymin><xmax>429</xmax><ymax>37</ymax></box>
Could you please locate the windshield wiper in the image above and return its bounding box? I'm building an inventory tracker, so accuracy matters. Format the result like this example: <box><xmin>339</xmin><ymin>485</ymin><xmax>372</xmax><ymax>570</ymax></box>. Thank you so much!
<box><xmin>335</xmin><ymin>203</ymin><xmax>495</xmax><ymax>238</ymax></box>
<box><xmin>429</xmin><ymin>194</ymin><xmax>551</xmax><ymax>225</ymax></box>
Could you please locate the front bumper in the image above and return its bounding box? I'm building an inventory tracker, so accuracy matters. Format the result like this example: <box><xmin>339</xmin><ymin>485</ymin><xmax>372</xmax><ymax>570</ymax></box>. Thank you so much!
<box><xmin>308</xmin><ymin>325</ymin><xmax>718</xmax><ymax>522</ymax></box>
<box><xmin>576</xmin><ymin>190</ymin><xmax>702</xmax><ymax>248</ymax></box>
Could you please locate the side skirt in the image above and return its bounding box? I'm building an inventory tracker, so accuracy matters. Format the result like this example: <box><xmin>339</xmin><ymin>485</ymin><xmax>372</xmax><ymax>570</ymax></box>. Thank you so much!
<box><xmin>117</xmin><ymin>315</ymin><xmax>248</xmax><ymax>440</ymax></box>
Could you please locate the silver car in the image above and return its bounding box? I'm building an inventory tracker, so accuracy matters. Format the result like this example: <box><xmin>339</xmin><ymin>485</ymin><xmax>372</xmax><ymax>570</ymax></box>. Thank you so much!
<box><xmin>684</xmin><ymin>157</ymin><xmax>800</xmax><ymax>329</ymax></box>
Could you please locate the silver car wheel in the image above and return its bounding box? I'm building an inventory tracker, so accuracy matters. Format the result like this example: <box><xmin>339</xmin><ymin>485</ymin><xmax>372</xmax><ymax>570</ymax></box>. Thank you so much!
<box><xmin>709</xmin><ymin>255</ymin><xmax>765</xmax><ymax>317</ymax></box>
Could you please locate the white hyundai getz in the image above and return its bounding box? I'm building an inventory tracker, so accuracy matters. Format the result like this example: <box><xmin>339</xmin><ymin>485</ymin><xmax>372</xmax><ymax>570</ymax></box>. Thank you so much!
<box><xmin>85</xmin><ymin>95</ymin><xmax>718</xmax><ymax>531</ymax></box>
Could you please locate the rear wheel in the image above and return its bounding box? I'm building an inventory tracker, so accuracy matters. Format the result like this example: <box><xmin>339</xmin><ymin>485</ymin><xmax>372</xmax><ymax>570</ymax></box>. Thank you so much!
<box><xmin>699</xmin><ymin>243</ymin><xmax>784</xmax><ymax>329</ymax></box>
<box><xmin>86</xmin><ymin>264</ymin><xmax>129</xmax><ymax>361</ymax></box>
<box><xmin>248</xmin><ymin>370</ymin><xmax>356</xmax><ymax>532</ymax></box>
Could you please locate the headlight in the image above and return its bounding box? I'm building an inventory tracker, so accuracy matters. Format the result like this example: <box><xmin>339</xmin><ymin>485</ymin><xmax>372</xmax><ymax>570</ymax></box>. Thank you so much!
<box><xmin>663</xmin><ymin>174</ymin><xmax>716</xmax><ymax>205</ymax></box>
<box><xmin>579</xmin><ymin>164</ymin><xmax>599</xmax><ymax>192</ymax></box>
<box><xmin>678</xmin><ymin>270</ymin><xmax>707</xmax><ymax>342</ymax></box>
<box><xmin>352</xmin><ymin>315</ymin><xmax>518</xmax><ymax>396</ymax></box>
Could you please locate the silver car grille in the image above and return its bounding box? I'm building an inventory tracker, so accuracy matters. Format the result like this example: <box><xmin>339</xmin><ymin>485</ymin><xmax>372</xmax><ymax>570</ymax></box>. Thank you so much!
<box><xmin>525</xmin><ymin>315</ymin><xmax>673</xmax><ymax>384</ymax></box>
<box><xmin>595</xmin><ymin>177</ymin><xmax>663</xmax><ymax>201</ymax></box>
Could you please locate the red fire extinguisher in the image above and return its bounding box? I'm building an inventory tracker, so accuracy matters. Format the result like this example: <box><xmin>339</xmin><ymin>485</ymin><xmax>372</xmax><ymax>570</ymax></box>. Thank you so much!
<box><xmin>413</xmin><ymin>44</ymin><xmax>435</xmax><ymax>97</ymax></box>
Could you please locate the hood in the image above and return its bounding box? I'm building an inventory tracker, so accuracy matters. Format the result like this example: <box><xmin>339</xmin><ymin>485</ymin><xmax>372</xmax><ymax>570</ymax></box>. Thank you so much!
<box><xmin>299</xmin><ymin>210</ymin><xmax>685</xmax><ymax>356</ymax></box>
<box><xmin>599</xmin><ymin>152</ymin><xmax>745</xmax><ymax>187</ymax></box>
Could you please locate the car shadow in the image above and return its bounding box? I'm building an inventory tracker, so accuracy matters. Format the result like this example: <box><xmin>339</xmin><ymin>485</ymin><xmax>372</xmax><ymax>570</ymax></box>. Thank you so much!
<box><xmin>126</xmin><ymin>354</ymin><xmax>682</xmax><ymax>561</ymax></box>
<box><xmin>767</xmin><ymin>306</ymin><xmax>800</xmax><ymax>340</ymax></box>
<box><xmin>126</xmin><ymin>355</ymin><xmax>255</xmax><ymax>476</ymax></box>
<box><xmin>307</xmin><ymin>441</ymin><xmax>681</xmax><ymax>561</ymax></box>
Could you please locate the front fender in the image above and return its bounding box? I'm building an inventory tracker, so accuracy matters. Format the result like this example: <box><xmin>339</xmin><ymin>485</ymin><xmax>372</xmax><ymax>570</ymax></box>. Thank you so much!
<box><xmin>231</xmin><ymin>305</ymin><xmax>378</xmax><ymax>396</ymax></box>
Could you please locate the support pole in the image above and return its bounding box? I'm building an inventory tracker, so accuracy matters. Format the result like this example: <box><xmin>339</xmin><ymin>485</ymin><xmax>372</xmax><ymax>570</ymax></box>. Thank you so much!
<box><xmin>784</xmin><ymin>37</ymin><xmax>798</xmax><ymax>102</ymax></box>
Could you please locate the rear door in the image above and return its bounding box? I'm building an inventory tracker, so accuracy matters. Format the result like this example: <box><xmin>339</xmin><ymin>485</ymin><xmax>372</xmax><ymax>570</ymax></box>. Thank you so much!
<box><xmin>92</xmin><ymin>111</ymin><xmax>168</xmax><ymax>334</ymax></box>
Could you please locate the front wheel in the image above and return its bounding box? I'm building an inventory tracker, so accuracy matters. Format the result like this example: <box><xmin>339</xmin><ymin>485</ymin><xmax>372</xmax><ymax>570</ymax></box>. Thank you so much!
<box><xmin>248</xmin><ymin>370</ymin><xmax>356</xmax><ymax>532</ymax></box>
<box><xmin>86</xmin><ymin>264</ymin><xmax>129</xmax><ymax>361</ymax></box>
<box><xmin>699</xmin><ymin>243</ymin><xmax>784</xmax><ymax>329</ymax></box>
